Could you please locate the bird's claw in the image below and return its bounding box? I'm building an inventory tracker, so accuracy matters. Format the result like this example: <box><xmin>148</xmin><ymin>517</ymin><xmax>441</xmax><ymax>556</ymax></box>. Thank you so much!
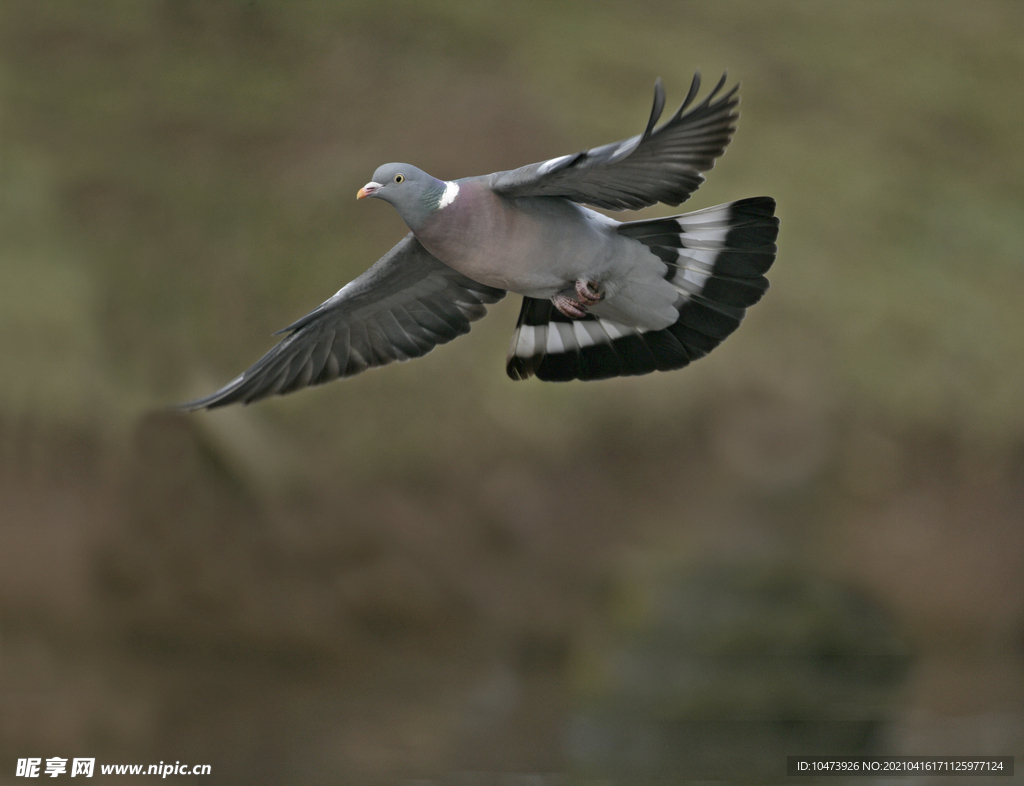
<box><xmin>552</xmin><ymin>292</ymin><xmax>588</xmax><ymax>320</ymax></box>
<box><xmin>552</xmin><ymin>280</ymin><xmax>604</xmax><ymax>320</ymax></box>
<box><xmin>575</xmin><ymin>279</ymin><xmax>604</xmax><ymax>306</ymax></box>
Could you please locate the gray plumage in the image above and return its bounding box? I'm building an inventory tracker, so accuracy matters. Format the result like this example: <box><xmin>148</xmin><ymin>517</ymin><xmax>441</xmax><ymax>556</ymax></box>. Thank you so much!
<box><xmin>182</xmin><ymin>72</ymin><xmax>778</xmax><ymax>410</ymax></box>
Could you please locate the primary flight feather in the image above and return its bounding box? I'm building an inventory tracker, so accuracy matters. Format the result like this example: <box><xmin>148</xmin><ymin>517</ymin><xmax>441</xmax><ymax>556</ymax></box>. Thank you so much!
<box><xmin>183</xmin><ymin>72</ymin><xmax>779</xmax><ymax>410</ymax></box>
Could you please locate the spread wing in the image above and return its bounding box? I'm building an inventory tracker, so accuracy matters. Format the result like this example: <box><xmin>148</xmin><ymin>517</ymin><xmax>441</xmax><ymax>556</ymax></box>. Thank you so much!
<box><xmin>489</xmin><ymin>72</ymin><xmax>739</xmax><ymax>210</ymax></box>
<box><xmin>181</xmin><ymin>234</ymin><xmax>505</xmax><ymax>410</ymax></box>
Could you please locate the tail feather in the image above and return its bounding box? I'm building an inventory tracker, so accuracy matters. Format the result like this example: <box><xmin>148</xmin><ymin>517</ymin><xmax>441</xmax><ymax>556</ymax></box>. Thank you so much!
<box><xmin>505</xmin><ymin>197</ymin><xmax>778</xmax><ymax>382</ymax></box>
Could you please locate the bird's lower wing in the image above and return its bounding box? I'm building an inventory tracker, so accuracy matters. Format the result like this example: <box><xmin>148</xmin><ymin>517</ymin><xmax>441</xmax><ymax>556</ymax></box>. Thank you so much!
<box><xmin>182</xmin><ymin>234</ymin><xmax>505</xmax><ymax>410</ymax></box>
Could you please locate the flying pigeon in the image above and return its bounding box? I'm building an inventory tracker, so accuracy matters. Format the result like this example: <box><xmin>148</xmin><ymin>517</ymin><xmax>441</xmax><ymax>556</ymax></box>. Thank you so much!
<box><xmin>182</xmin><ymin>72</ymin><xmax>779</xmax><ymax>410</ymax></box>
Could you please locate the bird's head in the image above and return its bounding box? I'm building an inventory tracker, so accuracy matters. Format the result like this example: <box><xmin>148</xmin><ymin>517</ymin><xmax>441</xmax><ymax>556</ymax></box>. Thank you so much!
<box><xmin>358</xmin><ymin>163</ymin><xmax>451</xmax><ymax>229</ymax></box>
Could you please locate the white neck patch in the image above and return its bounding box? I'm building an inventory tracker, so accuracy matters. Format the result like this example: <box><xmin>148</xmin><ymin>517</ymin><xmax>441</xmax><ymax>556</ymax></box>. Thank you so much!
<box><xmin>438</xmin><ymin>181</ymin><xmax>459</xmax><ymax>209</ymax></box>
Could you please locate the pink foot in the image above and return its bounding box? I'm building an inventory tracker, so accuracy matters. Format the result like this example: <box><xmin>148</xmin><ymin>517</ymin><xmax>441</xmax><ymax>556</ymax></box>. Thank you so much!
<box><xmin>552</xmin><ymin>292</ymin><xmax>588</xmax><ymax>319</ymax></box>
<box><xmin>575</xmin><ymin>279</ymin><xmax>604</xmax><ymax>306</ymax></box>
<box><xmin>551</xmin><ymin>280</ymin><xmax>604</xmax><ymax>320</ymax></box>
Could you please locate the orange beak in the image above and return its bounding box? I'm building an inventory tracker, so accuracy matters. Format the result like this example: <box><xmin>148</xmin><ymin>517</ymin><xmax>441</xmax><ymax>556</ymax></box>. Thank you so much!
<box><xmin>357</xmin><ymin>181</ymin><xmax>382</xmax><ymax>199</ymax></box>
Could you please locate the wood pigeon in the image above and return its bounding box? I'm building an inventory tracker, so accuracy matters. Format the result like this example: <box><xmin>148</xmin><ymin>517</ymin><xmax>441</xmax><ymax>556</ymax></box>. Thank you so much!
<box><xmin>183</xmin><ymin>72</ymin><xmax>779</xmax><ymax>410</ymax></box>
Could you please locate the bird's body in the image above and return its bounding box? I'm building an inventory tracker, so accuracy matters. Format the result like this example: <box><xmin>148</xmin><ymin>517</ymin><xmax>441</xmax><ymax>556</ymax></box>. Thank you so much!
<box><xmin>410</xmin><ymin>178</ymin><xmax>679</xmax><ymax>329</ymax></box>
<box><xmin>183</xmin><ymin>72</ymin><xmax>779</xmax><ymax>409</ymax></box>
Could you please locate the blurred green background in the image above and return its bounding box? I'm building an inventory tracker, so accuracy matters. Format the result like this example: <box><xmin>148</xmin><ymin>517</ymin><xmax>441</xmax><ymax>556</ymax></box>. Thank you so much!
<box><xmin>2</xmin><ymin>1</ymin><xmax>1022</xmax><ymax>784</ymax></box>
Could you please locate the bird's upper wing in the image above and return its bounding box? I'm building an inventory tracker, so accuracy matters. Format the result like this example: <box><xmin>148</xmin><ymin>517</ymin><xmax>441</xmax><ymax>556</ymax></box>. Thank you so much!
<box><xmin>181</xmin><ymin>234</ymin><xmax>505</xmax><ymax>410</ymax></box>
<box><xmin>489</xmin><ymin>73</ymin><xmax>739</xmax><ymax>211</ymax></box>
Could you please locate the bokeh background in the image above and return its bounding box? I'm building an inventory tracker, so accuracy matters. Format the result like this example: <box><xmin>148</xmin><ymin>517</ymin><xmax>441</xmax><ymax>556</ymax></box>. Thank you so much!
<box><xmin>2</xmin><ymin>2</ymin><xmax>1023</xmax><ymax>784</ymax></box>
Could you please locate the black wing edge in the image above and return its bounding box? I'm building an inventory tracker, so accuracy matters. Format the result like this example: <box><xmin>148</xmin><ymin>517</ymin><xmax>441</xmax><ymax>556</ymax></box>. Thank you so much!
<box><xmin>506</xmin><ymin>195</ymin><xmax>779</xmax><ymax>382</ymax></box>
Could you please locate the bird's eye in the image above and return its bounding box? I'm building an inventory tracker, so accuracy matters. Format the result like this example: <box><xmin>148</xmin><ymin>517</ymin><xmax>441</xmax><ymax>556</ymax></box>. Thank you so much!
<box><xmin>394</xmin><ymin>173</ymin><xmax>405</xmax><ymax>183</ymax></box>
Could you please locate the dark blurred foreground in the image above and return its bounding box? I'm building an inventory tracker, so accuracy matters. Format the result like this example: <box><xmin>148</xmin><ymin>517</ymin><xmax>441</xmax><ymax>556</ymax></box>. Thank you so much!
<box><xmin>2</xmin><ymin>2</ymin><xmax>1023</xmax><ymax>784</ymax></box>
